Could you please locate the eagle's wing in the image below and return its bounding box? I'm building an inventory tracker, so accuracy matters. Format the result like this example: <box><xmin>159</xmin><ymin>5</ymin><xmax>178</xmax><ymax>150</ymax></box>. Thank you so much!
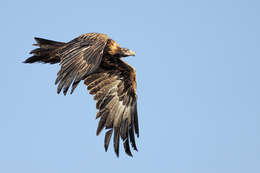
<box><xmin>84</xmin><ymin>61</ymin><xmax>139</xmax><ymax>157</ymax></box>
<box><xmin>55</xmin><ymin>33</ymin><xmax>108</xmax><ymax>95</ymax></box>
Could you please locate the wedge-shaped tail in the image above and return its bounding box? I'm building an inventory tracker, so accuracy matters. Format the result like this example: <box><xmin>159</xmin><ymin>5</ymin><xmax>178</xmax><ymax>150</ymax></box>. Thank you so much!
<box><xmin>24</xmin><ymin>37</ymin><xmax>65</xmax><ymax>64</ymax></box>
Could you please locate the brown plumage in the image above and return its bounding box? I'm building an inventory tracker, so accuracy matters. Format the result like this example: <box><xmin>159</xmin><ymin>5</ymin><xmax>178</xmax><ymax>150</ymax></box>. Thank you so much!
<box><xmin>24</xmin><ymin>33</ymin><xmax>139</xmax><ymax>157</ymax></box>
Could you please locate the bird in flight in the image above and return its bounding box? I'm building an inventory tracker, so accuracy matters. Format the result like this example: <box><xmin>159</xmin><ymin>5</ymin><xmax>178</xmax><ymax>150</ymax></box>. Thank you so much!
<box><xmin>24</xmin><ymin>33</ymin><xmax>139</xmax><ymax>157</ymax></box>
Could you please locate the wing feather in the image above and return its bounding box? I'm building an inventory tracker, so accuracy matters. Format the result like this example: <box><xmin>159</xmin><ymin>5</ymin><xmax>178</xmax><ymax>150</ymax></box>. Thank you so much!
<box><xmin>104</xmin><ymin>129</ymin><xmax>113</xmax><ymax>151</ymax></box>
<box><xmin>113</xmin><ymin>127</ymin><xmax>120</xmax><ymax>157</ymax></box>
<box><xmin>84</xmin><ymin>60</ymin><xmax>139</xmax><ymax>157</ymax></box>
<box><xmin>55</xmin><ymin>33</ymin><xmax>108</xmax><ymax>95</ymax></box>
<box><xmin>96</xmin><ymin>109</ymin><xmax>109</xmax><ymax>135</ymax></box>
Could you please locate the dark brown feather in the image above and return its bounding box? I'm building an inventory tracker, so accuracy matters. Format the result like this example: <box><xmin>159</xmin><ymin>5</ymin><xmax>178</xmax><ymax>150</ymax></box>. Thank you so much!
<box><xmin>96</xmin><ymin>109</ymin><xmax>109</xmax><ymax>136</ymax></box>
<box><xmin>24</xmin><ymin>37</ymin><xmax>65</xmax><ymax>64</ymax></box>
<box><xmin>129</xmin><ymin>125</ymin><xmax>138</xmax><ymax>151</ymax></box>
<box><xmin>113</xmin><ymin>127</ymin><xmax>120</xmax><ymax>157</ymax></box>
<box><xmin>123</xmin><ymin>138</ymin><xmax>132</xmax><ymax>156</ymax></box>
<box><xmin>104</xmin><ymin>129</ymin><xmax>113</xmax><ymax>151</ymax></box>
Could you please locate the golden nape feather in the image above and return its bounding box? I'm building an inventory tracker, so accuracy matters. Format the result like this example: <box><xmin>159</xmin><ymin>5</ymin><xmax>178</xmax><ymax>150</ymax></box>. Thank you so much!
<box><xmin>24</xmin><ymin>33</ymin><xmax>139</xmax><ymax>157</ymax></box>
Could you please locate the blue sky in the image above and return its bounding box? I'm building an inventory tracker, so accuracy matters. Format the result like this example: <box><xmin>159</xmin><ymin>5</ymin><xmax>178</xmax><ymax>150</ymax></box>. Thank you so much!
<box><xmin>0</xmin><ymin>0</ymin><xmax>259</xmax><ymax>172</ymax></box>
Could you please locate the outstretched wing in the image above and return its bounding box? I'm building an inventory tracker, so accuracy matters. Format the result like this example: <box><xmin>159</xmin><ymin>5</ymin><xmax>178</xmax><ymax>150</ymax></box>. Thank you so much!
<box><xmin>84</xmin><ymin>61</ymin><xmax>139</xmax><ymax>157</ymax></box>
<box><xmin>55</xmin><ymin>33</ymin><xmax>108</xmax><ymax>95</ymax></box>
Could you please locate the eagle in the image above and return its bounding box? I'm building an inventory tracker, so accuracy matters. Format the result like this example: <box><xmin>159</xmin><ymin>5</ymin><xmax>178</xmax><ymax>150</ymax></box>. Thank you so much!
<box><xmin>24</xmin><ymin>33</ymin><xmax>139</xmax><ymax>157</ymax></box>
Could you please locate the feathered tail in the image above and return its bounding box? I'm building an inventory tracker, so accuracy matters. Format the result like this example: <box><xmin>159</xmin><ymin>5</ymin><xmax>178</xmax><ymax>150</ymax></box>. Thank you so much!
<box><xmin>24</xmin><ymin>37</ymin><xmax>65</xmax><ymax>64</ymax></box>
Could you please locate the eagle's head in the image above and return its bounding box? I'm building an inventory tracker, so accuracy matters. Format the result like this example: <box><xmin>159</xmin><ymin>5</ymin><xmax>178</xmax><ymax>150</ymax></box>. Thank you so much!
<box><xmin>106</xmin><ymin>39</ymin><xmax>135</xmax><ymax>58</ymax></box>
<box><xmin>119</xmin><ymin>48</ymin><xmax>135</xmax><ymax>57</ymax></box>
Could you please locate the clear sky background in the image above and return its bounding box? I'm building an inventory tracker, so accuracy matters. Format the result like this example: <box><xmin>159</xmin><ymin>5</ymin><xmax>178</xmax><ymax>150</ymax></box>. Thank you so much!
<box><xmin>0</xmin><ymin>0</ymin><xmax>259</xmax><ymax>172</ymax></box>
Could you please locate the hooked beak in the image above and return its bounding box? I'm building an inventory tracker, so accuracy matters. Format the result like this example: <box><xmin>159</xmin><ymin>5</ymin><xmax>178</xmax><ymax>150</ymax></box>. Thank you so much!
<box><xmin>126</xmin><ymin>50</ymin><xmax>135</xmax><ymax>56</ymax></box>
